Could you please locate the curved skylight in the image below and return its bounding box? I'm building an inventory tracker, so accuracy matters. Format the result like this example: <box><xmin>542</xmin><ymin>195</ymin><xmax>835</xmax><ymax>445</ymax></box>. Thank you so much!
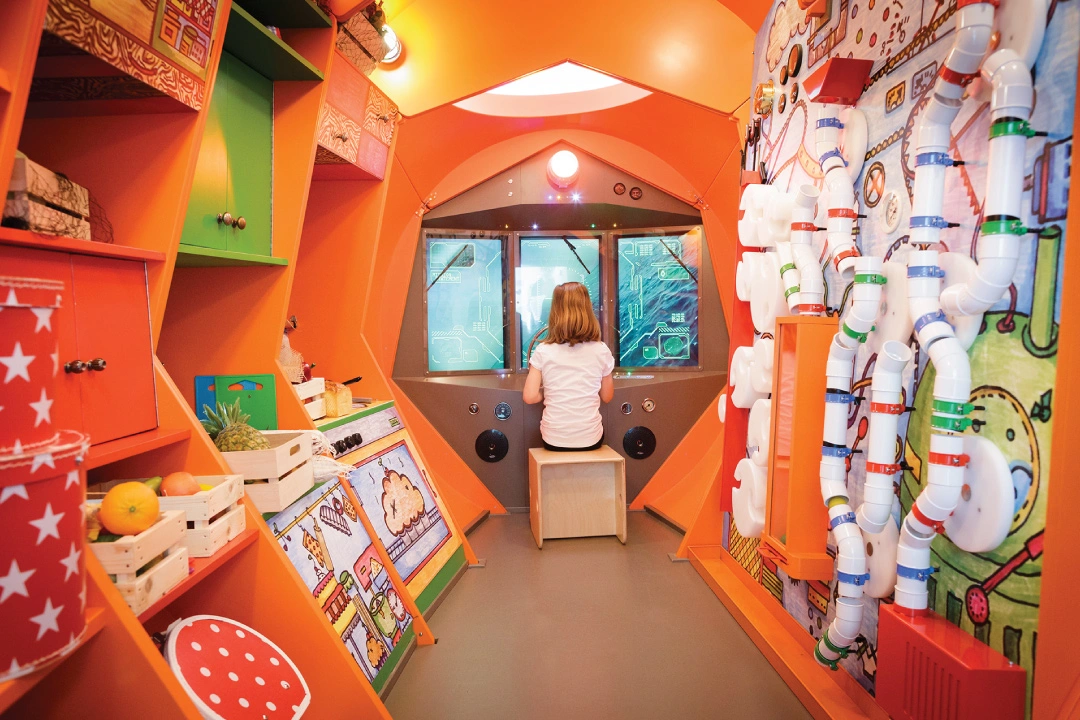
<box><xmin>454</xmin><ymin>62</ymin><xmax>651</xmax><ymax>117</ymax></box>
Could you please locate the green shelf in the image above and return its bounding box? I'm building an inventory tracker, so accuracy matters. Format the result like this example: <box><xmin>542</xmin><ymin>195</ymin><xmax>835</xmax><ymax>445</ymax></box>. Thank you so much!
<box><xmin>224</xmin><ymin>4</ymin><xmax>325</xmax><ymax>81</ymax></box>
<box><xmin>176</xmin><ymin>244</ymin><xmax>289</xmax><ymax>267</ymax></box>
<box><xmin>236</xmin><ymin>0</ymin><xmax>332</xmax><ymax>29</ymax></box>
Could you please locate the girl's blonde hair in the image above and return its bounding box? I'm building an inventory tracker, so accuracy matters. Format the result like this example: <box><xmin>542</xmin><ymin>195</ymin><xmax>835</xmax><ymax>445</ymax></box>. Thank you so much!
<box><xmin>544</xmin><ymin>282</ymin><xmax>600</xmax><ymax>346</ymax></box>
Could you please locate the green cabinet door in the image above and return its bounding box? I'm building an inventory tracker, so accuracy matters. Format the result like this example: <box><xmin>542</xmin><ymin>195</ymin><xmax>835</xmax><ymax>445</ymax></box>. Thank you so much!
<box><xmin>223</xmin><ymin>53</ymin><xmax>273</xmax><ymax>256</ymax></box>
<box><xmin>179</xmin><ymin>51</ymin><xmax>229</xmax><ymax>250</ymax></box>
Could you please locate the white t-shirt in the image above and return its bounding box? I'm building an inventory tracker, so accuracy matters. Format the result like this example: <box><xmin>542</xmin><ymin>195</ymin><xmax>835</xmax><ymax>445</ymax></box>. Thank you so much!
<box><xmin>529</xmin><ymin>341</ymin><xmax>615</xmax><ymax>448</ymax></box>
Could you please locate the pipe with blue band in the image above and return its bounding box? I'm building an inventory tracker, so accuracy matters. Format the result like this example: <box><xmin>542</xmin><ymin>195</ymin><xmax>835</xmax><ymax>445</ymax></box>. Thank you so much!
<box><xmin>819</xmin><ymin>148</ymin><xmax>848</xmax><ymax>167</ymax></box>
<box><xmin>915</xmin><ymin>151</ymin><xmax>958</xmax><ymax>167</ymax></box>
<box><xmin>909</xmin><ymin>215</ymin><xmax>956</xmax><ymax>230</ymax></box>
<box><xmin>822</xmin><ymin>444</ymin><xmax>852</xmax><ymax>458</ymax></box>
<box><xmin>829</xmin><ymin>511</ymin><xmax>857</xmax><ymax>529</ymax></box>
<box><xmin>836</xmin><ymin>570</ymin><xmax>870</xmax><ymax>586</ymax></box>
<box><xmin>825</xmin><ymin>391</ymin><xmax>855</xmax><ymax>404</ymax></box>
<box><xmin>896</xmin><ymin>564</ymin><xmax>936</xmax><ymax>582</ymax></box>
<box><xmin>907</xmin><ymin>264</ymin><xmax>946</xmax><ymax>279</ymax></box>
<box><xmin>913</xmin><ymin>309</ymin><xmax>948</xmax><ymax>333</ymax></box>
<box><xmin>816</xmin><ymin>117</ymin><xmax>845</xmax><ymax>129</ymax></box>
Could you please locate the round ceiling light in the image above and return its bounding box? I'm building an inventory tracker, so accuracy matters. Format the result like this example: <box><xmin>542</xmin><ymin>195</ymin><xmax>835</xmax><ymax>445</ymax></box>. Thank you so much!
<box><xmin>547</xmin><ymin>150</ymin><xmax>580</xmax><ymax>188</ymax></box>
<box><xmin>381</xmin><ymin>25</ymin><xmax>402</xmax><ymax>63</ymax></box>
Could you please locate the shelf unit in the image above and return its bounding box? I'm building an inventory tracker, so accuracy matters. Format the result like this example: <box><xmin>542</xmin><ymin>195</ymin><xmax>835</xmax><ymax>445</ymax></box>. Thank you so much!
<box><xmin>225</xmin><ymin>4</ymin><xmax>325</xmax><ymax>82</ymax></box>
<box><xmin>0</xmin><ymin>1</ymin><xmax>395</xmax><ymax>717</ymax></box>
<box><xmin>175</xmin><ymin>243</ymin><xmax>290</xmax><ymax>267</ymax></box>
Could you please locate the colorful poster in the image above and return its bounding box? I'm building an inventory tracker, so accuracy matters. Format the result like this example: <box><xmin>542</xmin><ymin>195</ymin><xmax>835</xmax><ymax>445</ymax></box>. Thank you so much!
<box><xmin>732</xmin><ymin>1</ymin><xmax>1078</xmax><ymax>713</ymax></box>
<box><xmin>345</xmin><ymin>431</ymin><xmax>462</xmax><ymax>602</ymax></box>
<box><xmin>268</xmin><ymin>480</ymin><xmax>413</xmax><ymax>686</ymax></box>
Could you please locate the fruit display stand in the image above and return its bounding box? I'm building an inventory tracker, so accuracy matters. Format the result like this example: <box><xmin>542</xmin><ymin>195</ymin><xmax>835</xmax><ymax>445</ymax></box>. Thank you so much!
<box><xmin>0</xmin><ymin>1</ymin><xmax>395</xmax><ymax>717</ymax></box>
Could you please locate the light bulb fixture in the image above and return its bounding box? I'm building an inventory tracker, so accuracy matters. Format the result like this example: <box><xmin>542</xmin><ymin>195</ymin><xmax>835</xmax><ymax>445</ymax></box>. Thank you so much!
<box><xmin>546</xmin><ymin>150</ymin><xmax>579</xmax><ymax>188</ymax></box>
<box><xmin>571</xmin><ymin>192</ymin><xmax>581</xmax><ymax>202</ymax></box>
<box><xmin>381</xmin><ymin>25</ymin><xmax>402</xmax><ymax>63</ymax></box>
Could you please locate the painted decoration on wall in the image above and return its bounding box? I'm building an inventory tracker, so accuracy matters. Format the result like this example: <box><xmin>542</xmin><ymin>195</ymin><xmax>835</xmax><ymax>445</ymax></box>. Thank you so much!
<box><xmin>345</xmin><ymin>431</ymin><xmax>461</xmax><ymax>602</ymax></box>
<box><xmin>268</xmin><ymin>479</ymin><xmax>413</xmax><ymax>686</ymax></box>
<box><xmin>732</xmin><ymin>0</ymin><xmax>1079</xmax><ymax>713</ymax></box>
<box><xmin>44</xmin><ymin>0</ymin><xmax>223</xmax><ymax>110</ymax></box>
<box><xmin>153</xmin><ymin>0</ymin><xmax>217</xmax><ymax>76</ymax></box>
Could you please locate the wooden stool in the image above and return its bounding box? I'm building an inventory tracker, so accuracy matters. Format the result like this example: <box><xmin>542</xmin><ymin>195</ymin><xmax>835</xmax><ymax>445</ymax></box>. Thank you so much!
<box><xmin>528</xmin><ymin>446</ymin><xmax>627</xmax><ymax>548</ymax></box>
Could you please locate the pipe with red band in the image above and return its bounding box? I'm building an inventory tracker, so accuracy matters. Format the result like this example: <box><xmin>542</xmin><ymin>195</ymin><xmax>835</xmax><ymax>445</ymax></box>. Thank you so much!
<box><xmin>939</xmin><ymin>64</ymin><xmax>980</xmax><ymax>87</ymax></box>
<box><xmin>928</xmin><ymin>451</ymin><xmax>971</xmax><ymax>468</ymax></box>
<box><xmin>870</xmin><ymin>401</ymin><xmax>905</xmax><ymax>415</ymax></box>
<box><xmin>828</xmin><ymin>208</ymin><xmax>859</xmax><ymax>219</ymax></box>
<box><xmin>832</xmin><ymin>247</ymin><xmax>860</xmax><ymax>270</ymax></box>
<box><xmin>910</xmin><ymin>503</ymin><xmax>946</xmax><ymax>534</ymax></box>
<box><xmin>791</xmin><ymin>222</ymin><xmax>818</xmax><ymax>232</ymax></box>
<box><xmin>866</xmin><ymin>461</ymin><xmax>902</xmax><ymax>475</ymax></box>
<box><xmin>798</xmin><ymin>303</ymin><xmax>826</xmax><ymax>315</ymax></box>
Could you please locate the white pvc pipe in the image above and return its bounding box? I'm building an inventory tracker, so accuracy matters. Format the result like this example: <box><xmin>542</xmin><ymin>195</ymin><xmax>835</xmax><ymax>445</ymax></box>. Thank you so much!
<box><xmin>776</xmin><ymin>242</ymin><xmax>802</xmax><ymax>312</ymax></box>
<box><xmin>940</xmin><ymin>48</ymin><xmax>1035</xmax><ymax>317</ymax></box>
<box><xmin>895</xmin><ymin>250</ymin><xmax>972</xmax><ymax>611</ymax></box>
<box><xmin>790</xmin><ymin>185</ymin><xmax>824</xmax><ymax>314</ymax></box>
<box><xmin>815</xmin><ymin>106</ymin><xmax>859</xmax><ymax>278</ymax></box>
<box><xmin>857</xmin><ymin>341</ymin><xmax>911</xmax><ymax>535</ymax></box>
<box><xmin>815</xmin><ymin>257</ymin><xmax>884</xmax><ymax>669</ymax></box>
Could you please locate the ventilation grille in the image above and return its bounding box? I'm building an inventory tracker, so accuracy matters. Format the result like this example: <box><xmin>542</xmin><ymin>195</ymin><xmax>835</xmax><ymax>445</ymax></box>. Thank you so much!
<box><xmin>876</xmin><ymin>604</ymin><xmax>1026</xmax><ymax>720</ymax></box>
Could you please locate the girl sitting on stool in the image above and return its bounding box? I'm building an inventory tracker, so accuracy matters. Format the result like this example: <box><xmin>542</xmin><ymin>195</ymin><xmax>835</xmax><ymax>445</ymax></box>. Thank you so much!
<box><xmin>523</xmin><ymin>282</ymin><xmax>614</xmax><ymax>451</ymax></box>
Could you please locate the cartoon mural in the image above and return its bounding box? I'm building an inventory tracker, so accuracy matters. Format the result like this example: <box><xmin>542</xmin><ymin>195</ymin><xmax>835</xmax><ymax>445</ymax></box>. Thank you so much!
<box><xmin>269</xmin><ymin>479</ymin><xmax>413</xmax><ymax>686</ymax></box>
<box><xmin>730</xmin><ymin>0</ymin><xmax>1078</xmax><ymax>712</ymax></box>
<box><xmin>345</xmin><ymin>431</ymin><xmax>462</xmax><ymax>602</ymax></box>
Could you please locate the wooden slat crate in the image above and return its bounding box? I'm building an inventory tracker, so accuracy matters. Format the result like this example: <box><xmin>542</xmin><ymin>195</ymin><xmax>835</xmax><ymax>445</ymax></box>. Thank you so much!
<box><xmin>295</xmin><ymin>378</ymin><xmax>326</xmax><ymax>421</ymax></box>
<box><xmin>157</xmin><ymin>475</ymin><xmax>246</xmax><ymax>557</ymax></box>
<box><xmin>114</xmin><ymin>546</ymin><xmax>189</xmax><ymax>617</ymax></box>
<box><xmin>88</xmin><ymin>509</ymin><xmax>186</xmax><ymax>575</ymax></box>
<box><xmin>221</xmin><ymin>430</ymin><xmax>315</xmax><ymax>513</ymax></box>
<box><xmin>3</xmin><ymin>152</ymin><xmax>91</xmax><ymax>239</ymax></box>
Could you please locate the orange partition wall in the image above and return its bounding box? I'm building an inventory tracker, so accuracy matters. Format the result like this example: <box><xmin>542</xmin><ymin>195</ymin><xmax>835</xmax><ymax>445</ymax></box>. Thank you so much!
<box><xmin>369</xmin><ymin>0</ymin><xmax>764</xmax><ymax>116</ymax></box>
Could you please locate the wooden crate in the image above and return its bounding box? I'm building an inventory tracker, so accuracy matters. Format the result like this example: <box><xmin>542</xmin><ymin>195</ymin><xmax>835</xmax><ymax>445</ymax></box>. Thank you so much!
<box><xmin>157</xmin><ymin>475</ymin><xmax>246</xmax><ymax>557</ymax></box>
<box><xmin>3</xmin><ymin>152</ymin><xmax>91</xmax><ymax>239</ymax></box>
<box><xmin>243</xmin><ymin>460</ymin><xmax>315</xmax><ymax>514</ymax></box>
<box><xmin>220</xmin><ymin>430</ymin><xmax>312</xmax><ymax>480</ymax></box>
<box><xmin>221</xmin><ymin>430</ymin><xmax>315</xmax><ymax>513</ymax></box>
<box><xmin>114</xmin><ymin>546</ymin><xmax>189</xmax><ymax>617</ymax></box>
<box><xmin>528</xmin><ymin>446</ymin><xmax>627</xmax><ymax>549</ymax></box>
<box><xmin>88</xmin><ymin>510</ymin><xmax>187</xmax><ymax>575</ymax></box>
<box><xmin>296</xmin><ymin>378</ymin><xmax>326</xmax><ymax>420</ymax></box>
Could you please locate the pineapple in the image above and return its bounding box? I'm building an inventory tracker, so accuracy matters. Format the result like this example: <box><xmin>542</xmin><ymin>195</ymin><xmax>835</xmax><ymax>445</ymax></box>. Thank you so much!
<box><xmin>201</xmin><ymin>400</ymin><xmax>271</xmax><ymax>452</ymax></box>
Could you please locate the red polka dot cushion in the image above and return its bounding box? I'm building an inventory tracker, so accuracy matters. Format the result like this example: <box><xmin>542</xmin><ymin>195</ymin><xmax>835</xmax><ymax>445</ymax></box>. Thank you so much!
<box><xmin>165</xmin><ymin>615</ymin><xmax>311</xmax><ymax>719</ymax></box>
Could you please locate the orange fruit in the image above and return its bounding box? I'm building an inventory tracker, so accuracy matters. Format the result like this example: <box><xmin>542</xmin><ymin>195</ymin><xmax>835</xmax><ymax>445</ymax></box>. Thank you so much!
<box><xmin>99</xmin><ymin>481</ymin><xmax>160</xmax><ymax>536</ymax></box>
<box><xmin>161</xmin><ymin>471</ymin><xmax>201</xmax><ymax>497</ymax></box>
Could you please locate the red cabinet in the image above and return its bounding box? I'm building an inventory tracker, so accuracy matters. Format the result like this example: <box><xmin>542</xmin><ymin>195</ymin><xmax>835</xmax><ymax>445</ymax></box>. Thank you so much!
<box><xmin>313</xmin><ymin>50</ymin><xmax>397</xmax><ymax>180</ymax></box>
<box><xmin>0</xmin><ymin>247</ymin><xmax>157</xmax><ymax>445</ymax></box>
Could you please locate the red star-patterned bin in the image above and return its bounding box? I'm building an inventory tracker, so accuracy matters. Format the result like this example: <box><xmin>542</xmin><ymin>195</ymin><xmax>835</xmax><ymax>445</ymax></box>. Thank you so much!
<box><xmin>165</xmin><ymin>616</ymin><xmax>312</xmax><ymax>719</ymax></box>
<box><xmin>1</xmin><ymin>275</ymin><xmax>90</xmax><ymax>682</ymax></box>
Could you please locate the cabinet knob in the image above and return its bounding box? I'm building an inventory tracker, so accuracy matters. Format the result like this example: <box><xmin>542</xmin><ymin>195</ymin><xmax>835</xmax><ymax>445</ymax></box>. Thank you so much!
<box><xmin>87</xmin><ymin>358</ymin><xmax>107</xmax><ymax>372</ymax></box>
<box><xmin>335</xmin><ymin>133</ymin><xmax>349</xmax><ymax>142</ymax></box>
<box><xmin>234</xmin><ymin>216</ymin><xmax>246</xmax><ymax>230</ymax></box>
<box><xmin>64</xmin><ymin>360</ymin><xmax>87</xmax><ymax>374</ymax></box>
<box><xmin>217</xmin><ymin>211</ymin><xmax>233</xmax><ymax>226</ymax></box>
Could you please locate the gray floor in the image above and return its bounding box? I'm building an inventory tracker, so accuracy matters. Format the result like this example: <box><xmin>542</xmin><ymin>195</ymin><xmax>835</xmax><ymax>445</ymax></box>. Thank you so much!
<box><xmin>385</xmin><ymin>512</ymin><xmax>812</xmax><ymax>720</ymax></box>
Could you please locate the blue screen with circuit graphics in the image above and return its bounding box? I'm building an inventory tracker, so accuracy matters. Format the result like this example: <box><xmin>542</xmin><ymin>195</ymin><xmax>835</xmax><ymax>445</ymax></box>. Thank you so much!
<box><xmin>617</xmin><ymin>232</ymin><xmax>700</xmax><ymax>368</ymax></box>
<box><xmin>517</xmin><ymin>236</ymin><xmax>601</xmax><ymax>368</ymax></box>
<box><xmin>426</xmin><ymin>237</ymin><xmax>506</xmax><ymax>372</ymax></box>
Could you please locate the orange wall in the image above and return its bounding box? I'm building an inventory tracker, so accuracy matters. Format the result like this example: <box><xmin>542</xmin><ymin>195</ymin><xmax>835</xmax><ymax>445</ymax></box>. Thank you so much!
<box><xmin>371</xmin><ymin>0</ymin><xmax>764</xmax><ymax>116</ymax></box>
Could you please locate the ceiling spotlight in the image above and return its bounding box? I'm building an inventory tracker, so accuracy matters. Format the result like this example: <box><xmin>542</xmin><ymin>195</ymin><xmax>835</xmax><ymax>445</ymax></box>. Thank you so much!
<box><xmin>571</xmin><ymin>192</ymin><xmax>581</xmax><ymax>202</ymax></box>
<box><xmin>381</xmin><ymin>25</ymin><xmax>402</xmax><ymax>63</ymax></box>
<box><xmin>547</xmin><ymin>150</ymin><xmax>579</xmax><ymax>188</ymax></box>
<box><xmin>532</xmin><ymin>223</ymin><xmax>539</xmax><ymax>230</ymax></box>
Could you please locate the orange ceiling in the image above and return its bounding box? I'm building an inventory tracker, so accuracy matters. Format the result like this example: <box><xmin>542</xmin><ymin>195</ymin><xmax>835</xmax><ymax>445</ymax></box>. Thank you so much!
<box><xmin>370</xmin><ymin>0</ymin><xmax>764</xmax><ymax>116</ymax></box>
<box><xmin>393</xmin><ymin>91</ymin><xmax>739</xmax><ymax>201</ymax></box>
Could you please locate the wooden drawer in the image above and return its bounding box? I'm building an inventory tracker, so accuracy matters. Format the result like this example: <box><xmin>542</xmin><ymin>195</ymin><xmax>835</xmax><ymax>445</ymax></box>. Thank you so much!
<box><xmin>316</xmin><ymin>103</ymin><xmax>361</xmax><ymax>164</ymax></box>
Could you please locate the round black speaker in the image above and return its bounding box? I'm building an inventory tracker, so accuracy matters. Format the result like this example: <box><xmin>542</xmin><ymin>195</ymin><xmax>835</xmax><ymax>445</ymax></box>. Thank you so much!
<box><xmin>475</xmin><ymin>429</ymin><xmax>509</xmax><ymax>463</ymax></box>
<box><xmin>623</xmin><ymin>426</ymin><xmax>656</xmax><ymax>460</ymax></box>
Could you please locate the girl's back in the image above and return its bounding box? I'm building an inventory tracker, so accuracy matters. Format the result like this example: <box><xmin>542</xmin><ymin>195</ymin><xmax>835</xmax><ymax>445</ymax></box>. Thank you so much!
<box><xmin>530</xmin><ymin>340</ymin><xmax>613</xmax><ymax>448</ymax></box>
